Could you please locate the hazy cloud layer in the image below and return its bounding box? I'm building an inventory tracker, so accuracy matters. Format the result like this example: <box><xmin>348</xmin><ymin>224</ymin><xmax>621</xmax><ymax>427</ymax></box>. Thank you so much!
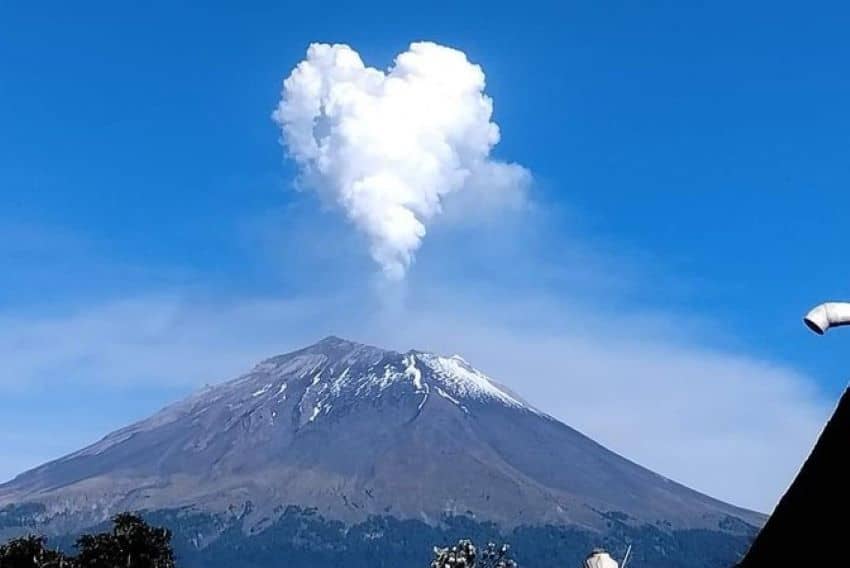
<box><xmin>0</xmin><ymin>289</ymin><xmax>829</xmax><ymax>512</ymax></box>
<box><xmin>273</xmin><ymin>42</ymin><xmax>530</xmax><ymax>279</ymax></box>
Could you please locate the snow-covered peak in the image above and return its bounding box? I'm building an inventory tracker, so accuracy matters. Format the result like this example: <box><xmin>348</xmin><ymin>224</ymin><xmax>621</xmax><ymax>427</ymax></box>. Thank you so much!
<box><xmin>232</xmin><ymin>338</ymin><xmax>537</xmax><ymax>421</ymax></box>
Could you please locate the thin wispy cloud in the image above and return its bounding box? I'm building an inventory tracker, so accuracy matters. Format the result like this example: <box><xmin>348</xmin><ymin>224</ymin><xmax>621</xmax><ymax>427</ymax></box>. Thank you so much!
<box><xmin>0</xmin><ymin>270</ymin><xmax>829</xmax><ymax>512</ymax></box>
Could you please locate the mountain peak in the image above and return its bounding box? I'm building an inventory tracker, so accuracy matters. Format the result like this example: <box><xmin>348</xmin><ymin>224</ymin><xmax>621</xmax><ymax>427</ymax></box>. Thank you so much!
<box><xmin>249</xmin><ymin>338</ymin><xmax>529</xmax><ymax>416</ymax></box>
<box><xmin>310</xmin><ymin>335</ymin><xmax>389</xmax><ymax>355</ymax></box>
<box><xmin>255</xmin><ymin>336</ymin><xmax>390</xmax><ymax>370</ymax></box>
<box><xmin>316</xmin><ymin>335</ymin><xmax>359</xmax><ymax>347</ymax></box>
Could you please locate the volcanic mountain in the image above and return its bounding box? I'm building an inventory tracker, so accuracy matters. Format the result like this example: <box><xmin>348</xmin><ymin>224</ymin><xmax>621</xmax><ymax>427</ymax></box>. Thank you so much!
<box><xmin>0</xmin><ymin>337</ymin><xmax>761</xmax><ymax>566</ymax></box>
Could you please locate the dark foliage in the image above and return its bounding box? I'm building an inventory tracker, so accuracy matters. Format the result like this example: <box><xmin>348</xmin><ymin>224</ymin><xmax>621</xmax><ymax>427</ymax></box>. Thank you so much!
<box><xmin>74</xmin><ymin>513</ymin><xmax>174</xmax><ymax>568</ymax></box>
<box><xmin>0</xmin><ymin>514</ymin><xmax>174</xmax><ymax>568</ymax></box>
<box><xmin>0</xmin><ymin>534</ymin><xmax>69</xmax><ymax>567</ymax></box>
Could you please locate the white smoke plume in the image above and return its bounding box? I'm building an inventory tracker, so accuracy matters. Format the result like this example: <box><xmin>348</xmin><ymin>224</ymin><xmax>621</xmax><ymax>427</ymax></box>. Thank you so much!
<box><xmin>273</xmin><ymin>42</ymin><xmax>530</xmax><ymax>279</ymax></box>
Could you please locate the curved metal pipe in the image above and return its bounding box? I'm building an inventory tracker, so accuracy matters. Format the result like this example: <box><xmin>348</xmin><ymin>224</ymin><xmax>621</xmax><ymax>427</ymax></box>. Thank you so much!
<box><xmin>804</xmin><ymin>302</ymin><xmax>850</xmax><ymax>335</ymax></box>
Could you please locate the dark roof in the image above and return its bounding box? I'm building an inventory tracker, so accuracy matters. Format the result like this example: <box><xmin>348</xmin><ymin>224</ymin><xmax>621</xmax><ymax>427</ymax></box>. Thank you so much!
<box><xmin>737</xmin><ymin>388</ymin><xmax>850</xmax><ymax>566</ymax></box>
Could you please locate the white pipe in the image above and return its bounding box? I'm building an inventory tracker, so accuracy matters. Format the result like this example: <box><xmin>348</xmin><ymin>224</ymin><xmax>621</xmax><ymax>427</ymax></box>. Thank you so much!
<box><xmin>803</xmin><ymin>302</ymin><xmax>850</xmax><ymax>335</ymax></box>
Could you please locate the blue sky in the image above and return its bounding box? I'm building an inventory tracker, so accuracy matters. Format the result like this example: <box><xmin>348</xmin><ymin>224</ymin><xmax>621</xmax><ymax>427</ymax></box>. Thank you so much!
<box><xmin>2</xmin><ymin>1</ymin><xmax>849</xmax><ymax>512</ymax></box>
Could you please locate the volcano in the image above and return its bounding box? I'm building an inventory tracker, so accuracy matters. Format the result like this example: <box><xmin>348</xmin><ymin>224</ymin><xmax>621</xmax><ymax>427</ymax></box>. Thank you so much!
<box><xmin>0</xmin><ymin>337</ymin><xmax>762</xmax><ymax>567</ymax></box>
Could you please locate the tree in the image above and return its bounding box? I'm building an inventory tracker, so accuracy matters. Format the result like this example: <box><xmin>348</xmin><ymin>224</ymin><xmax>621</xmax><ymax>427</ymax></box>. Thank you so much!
<box><xmin>431</xmin><ymin>539</ymin><xmax>517</xmax><ymax>568</ymax></box>
<box><xmin>0</xmin><ymin>534</ymin><xmax>70</xmax><ymax>567</ymax></box>
<box><xmin>477</xmin><ymin>543</ymin><xmax>518</xmax><ymax>568</ymax></box>
<box><xmin>74</xmin><ymin>513</ymin><xmax>175</xmax><ymax>568</ymax></box>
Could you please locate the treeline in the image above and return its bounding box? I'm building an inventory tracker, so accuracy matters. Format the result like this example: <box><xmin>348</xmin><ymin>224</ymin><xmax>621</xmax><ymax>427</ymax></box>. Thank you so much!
<box><xmin>0</xmin><ymin>513</ymin><xmax>174</xmax><ymax>568</ymax></box>
<box><xmin>0</xmin><ymin>512</ymin><xmax>518</xmax><ymax>568</ymax></box>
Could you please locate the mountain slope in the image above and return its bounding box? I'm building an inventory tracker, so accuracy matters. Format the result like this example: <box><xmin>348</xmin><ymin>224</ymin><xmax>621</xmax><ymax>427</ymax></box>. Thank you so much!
<box><xmin>0</xmin><ymin>337</ymin><xmax>761</xmax><ymax>536</ymax></box>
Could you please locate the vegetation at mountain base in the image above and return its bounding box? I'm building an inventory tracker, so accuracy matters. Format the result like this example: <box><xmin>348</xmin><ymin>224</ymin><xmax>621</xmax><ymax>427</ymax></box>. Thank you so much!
<box><xmin>0</xmin><ymin>535</ymin><xmax>67</xmax><ymax>568</ymax></box>
<box><xmin>0</xmin><ymin>504</ymin><xmax>755</xmax><ymax>568</ymax></box>
<box><xmin>0</xmin><ymin>513</ymin><xmax>174</xmax><ymax>568</ymax></box>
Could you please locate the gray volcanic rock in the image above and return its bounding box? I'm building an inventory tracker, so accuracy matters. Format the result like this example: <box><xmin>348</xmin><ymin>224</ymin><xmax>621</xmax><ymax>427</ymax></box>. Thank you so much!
<box><xmin>0</xmin><ymin>336</ymin><xmax>762</xmax><ymax>534</ymax></box>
